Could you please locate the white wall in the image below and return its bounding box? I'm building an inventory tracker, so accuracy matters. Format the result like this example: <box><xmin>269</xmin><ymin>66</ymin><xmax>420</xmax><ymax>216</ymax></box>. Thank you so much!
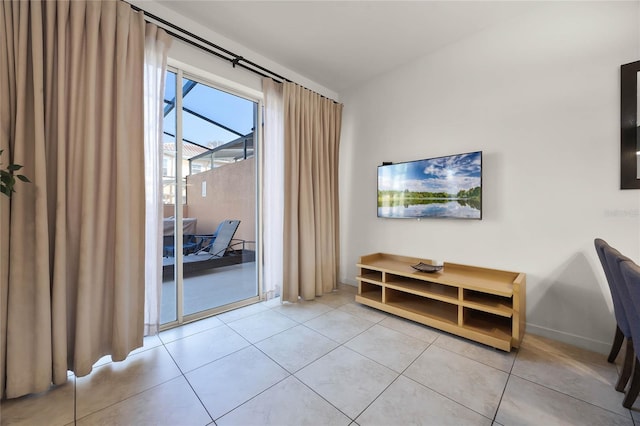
<box><xmin>339</xmin><ymin>1</ymin><xmax>640</xmax><ymax>353</ymax></box>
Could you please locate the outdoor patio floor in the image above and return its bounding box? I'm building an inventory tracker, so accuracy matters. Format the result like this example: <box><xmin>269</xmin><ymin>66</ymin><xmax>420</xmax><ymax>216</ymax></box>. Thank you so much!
<box><xmin>161</xmin><ymin>261</ymin><xmax>257</xmax><ymax>324</ymax></box>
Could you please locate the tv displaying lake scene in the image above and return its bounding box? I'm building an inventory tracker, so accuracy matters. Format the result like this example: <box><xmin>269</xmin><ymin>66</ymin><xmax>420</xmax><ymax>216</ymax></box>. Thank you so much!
<box><xmin>377</xmin><ymin>151</ymin><xmax>482</xmax><ymax>219</ymax></box>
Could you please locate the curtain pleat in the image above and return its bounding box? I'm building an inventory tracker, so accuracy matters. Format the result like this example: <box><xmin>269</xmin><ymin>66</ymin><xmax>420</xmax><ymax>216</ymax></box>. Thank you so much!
<box><xmin>0</xmin><ymin>0</ymin><xmax>157</xmax><ymax>399</ymax></box>
<box><xmin>281</xmin><ymin>83</ymin><xmax>343</xmax><ymax>302</ymax></box>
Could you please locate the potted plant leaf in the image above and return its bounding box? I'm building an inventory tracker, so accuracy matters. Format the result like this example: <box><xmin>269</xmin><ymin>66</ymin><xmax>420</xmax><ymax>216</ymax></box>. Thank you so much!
<box><xmin>0</xmin><ymin>149</ymin><xmax>30</xmax><ymax>197</ymax></box>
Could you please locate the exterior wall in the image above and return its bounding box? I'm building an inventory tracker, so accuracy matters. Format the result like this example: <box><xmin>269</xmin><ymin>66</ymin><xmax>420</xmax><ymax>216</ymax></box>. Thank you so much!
<box><xmin>186</xmin><ymin>158</ymin><xmax>256</xmax><ymax>244</ymax></box>
<box><xmin>163</xmin><ymin>204</ymin><xmax>188</xmax><ymax>219</ymax></box>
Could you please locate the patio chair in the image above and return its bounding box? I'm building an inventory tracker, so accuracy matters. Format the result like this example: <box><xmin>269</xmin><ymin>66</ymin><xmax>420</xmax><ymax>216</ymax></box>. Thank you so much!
<box><xmin>162</xmin><ymin>220</ymin><xmax>246</xmax><ymax>278</ymax></box>
<box><xmin>196</xmin><ymin>220</ymin><xmax>240</xmax><ymax>257</ymax></box>
<box><xmin>163</xmin><ymin>234</ymin><xmax>201</xmax><ymax>257</ymax></box>
<box><xmin>194</xmin><ymin>220</ymin><xmax>227</xmax><ymax>254</ymax></box>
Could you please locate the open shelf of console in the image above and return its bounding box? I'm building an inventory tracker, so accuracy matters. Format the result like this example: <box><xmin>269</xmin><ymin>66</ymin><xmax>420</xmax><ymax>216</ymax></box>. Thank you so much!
<box><xmin>355</xmin><ymin>253</ymin><xmax>526</xmax><ymax>351</ymax></box>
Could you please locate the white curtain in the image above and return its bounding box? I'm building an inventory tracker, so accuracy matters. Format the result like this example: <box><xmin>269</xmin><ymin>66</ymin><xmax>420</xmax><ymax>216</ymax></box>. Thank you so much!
<box><xmin>143</xmin><ymin>25</ymin><xmax>171</xmax><ymax>336</ymax></box>
<box><xmin>262</xmin><ymin>78</ymin><xmax>284</xmax><ymax>300</ymax></box>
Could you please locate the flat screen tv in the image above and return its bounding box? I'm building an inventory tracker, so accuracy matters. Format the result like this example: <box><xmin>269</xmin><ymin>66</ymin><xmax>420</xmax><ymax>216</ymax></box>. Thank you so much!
<box><xmin>377</xmin><ymin>151</ymin><xmax>482</xmax><ymax>219</ymax></box>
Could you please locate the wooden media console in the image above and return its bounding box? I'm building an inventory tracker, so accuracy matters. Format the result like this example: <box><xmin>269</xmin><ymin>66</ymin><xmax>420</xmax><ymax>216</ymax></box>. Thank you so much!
<box><xmin>355</xmin><ymin>253</ymin><xmax>526</xmax><ymax>351</ymax></box>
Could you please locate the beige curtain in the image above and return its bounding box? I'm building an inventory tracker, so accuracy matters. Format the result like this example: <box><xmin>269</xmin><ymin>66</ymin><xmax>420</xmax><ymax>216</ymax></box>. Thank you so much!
<box><xmin>0</xmin><ymin>0</ymin><xmax>151</xmax><ymax>399</ymax></box>
<box><xmin>282</xmin><ymin>82</ymin><xmax>343</xmax><ymax>302</ymax></box>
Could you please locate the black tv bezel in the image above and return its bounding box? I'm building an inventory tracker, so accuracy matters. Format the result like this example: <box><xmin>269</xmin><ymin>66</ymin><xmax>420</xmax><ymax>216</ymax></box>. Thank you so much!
<box><xmin>377</xmin><ymin>151</ymin><xmax>483</xmax><ymax>220</ymax></box>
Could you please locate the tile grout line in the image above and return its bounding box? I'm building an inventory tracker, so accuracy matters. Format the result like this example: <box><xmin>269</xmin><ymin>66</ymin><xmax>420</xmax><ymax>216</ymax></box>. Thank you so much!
<box><xmin>210</xmin><ymin>300</ymin><xmax>353</xmax><ymax>423</ymax></box>
<box><xmin>513</xmin><ymin>340</ymin><xmax>636</xmax><ymax>420</ymax></box>
<box><xmin>159</xmin><ymin>329</ymin><xmax>217</xmax><ymax>425</ymax></box>
<box><xmin>394</xmin><ymin>339</ymin><xmax>497</xmax><ymax>422</ymax></box>
<box><xmin>288</xmin><ymin>303</ymin><xmax>424</xmax><ymax>422</ymax></box>
<box><xmin>491</xmin><ymin>344</ymin><xmax>520</xmax><ymax>424</ymax></box>
<box><xmin>349</xmin><ymin>338</ymin><xmax>435</xmax><ymax>422</ymax></box>
<box><xmin>292</xmin><ymin>372</ymin><xmax>355</xmax><ymax>422</ymax></box>
<box><xmin>71</xmin><ymin>295</ymin><xmax>530</xmax><ymax>424</ymax></box>
<box><xmin>261</xmin><ymin>299</ymin><xmax>465</xmax><ymax>423</ymax></box>
<box><xmin>431</xmin><ymin>337</ymin><xmax>517</xmax><ymax>373</ymax></box>
<box><xmin>75</xmin><ymin>292</ymin><xmax>628</xmax><ymax>425</ymax></box>
<box><xmin>355</xmin><ymin>321</ymin><xmax>512</xmax><ymax>422</ymax></box>
<box><xmin>74</xmin><ymin>345</ymin><xmax>195</xmax><ymax>424</ymax></box>
<box><xmin>216</xmin><ymin>298</ymin><xmax>377</xmax><ymax>423</ymax></box>
<box><xmin>78</xmin><ymin>324</ymin><xmax>246</xmax><ymax>424</ymax></box>
<box><xmin>163</xmin><ymin>301</ymin><xmax>331</xmax><ymax>423</ymax></box>
<box><xmin>11</xmin><ymin>289</ymin><xmax>637</xmax><ymax>425</ymax></box>
<box><xmin>509</xmin><ymin>371</ymin><xmax>636</xmax><ymax>421</ymax></box>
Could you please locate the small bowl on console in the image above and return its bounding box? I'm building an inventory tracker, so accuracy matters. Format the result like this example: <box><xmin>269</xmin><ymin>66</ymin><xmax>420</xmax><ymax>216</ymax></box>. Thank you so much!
<box><xmin>411</xmin><ymin>262</ymin><xmax>443</xmax><ymax>273</ymax></box>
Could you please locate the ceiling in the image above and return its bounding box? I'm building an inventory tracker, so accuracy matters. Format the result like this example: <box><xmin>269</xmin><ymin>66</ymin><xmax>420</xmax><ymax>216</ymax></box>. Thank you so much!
<box><xmin>157</xmin><ymin>1</ymin><xmax>542</xmax><ymax>94</ymax></box>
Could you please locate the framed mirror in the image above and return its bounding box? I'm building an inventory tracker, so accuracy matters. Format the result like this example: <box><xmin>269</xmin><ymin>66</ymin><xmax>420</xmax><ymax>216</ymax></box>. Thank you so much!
<box><xmin>621</xmin><ymin>60</ymin><xmax>640</xmax><ymax>189</ymax></box>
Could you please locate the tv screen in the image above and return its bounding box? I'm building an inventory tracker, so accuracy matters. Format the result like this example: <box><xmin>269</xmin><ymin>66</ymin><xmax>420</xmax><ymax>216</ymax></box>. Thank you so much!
<box><xmin>377</xmin><ymin>151</ymin><xmax>482</xmax><ymax>219</ymax></box>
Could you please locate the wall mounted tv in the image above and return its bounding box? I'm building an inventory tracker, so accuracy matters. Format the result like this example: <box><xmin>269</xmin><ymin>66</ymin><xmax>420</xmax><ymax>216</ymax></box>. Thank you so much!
<box><xmin>377</xmin><ymin>151</ymin><xmax>482</xmax><ymax>220</ymax></box>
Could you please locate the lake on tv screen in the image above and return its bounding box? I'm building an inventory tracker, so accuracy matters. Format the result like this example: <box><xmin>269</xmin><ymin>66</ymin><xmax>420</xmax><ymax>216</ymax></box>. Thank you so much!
<box><xmin>378</xmin><ymin>201</ymin><xmax>480</xmax><ymax>219</ymax></box>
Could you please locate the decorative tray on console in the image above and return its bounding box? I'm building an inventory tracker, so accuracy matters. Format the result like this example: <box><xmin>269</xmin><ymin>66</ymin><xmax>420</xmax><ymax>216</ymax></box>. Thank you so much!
<box><xmin>411</xmin><ymin>262</ymin><xmax>443</xmax><ymax>273</ymax></box>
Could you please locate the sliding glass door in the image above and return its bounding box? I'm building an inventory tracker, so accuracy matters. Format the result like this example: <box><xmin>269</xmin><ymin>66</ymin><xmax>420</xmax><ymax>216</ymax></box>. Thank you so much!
<box><xmin>160</xmin><ymin>67</ymin><xmax>260</xmax><ymax>326</ymax></box>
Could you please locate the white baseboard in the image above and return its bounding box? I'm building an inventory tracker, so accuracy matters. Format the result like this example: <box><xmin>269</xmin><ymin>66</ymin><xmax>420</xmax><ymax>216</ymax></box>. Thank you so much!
<box><xmin>525</xmin><ymin>323</ymin><xmax>611</xmax><ymax>355</ymax></box>
<box><xmin>342</xmin><ymin>278</ymin><xmax>358</xmax><ymax>287</ymax></box>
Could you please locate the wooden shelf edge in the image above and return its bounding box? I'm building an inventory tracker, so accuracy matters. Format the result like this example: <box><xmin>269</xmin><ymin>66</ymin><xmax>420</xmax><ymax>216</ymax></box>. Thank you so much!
<box><xmin>355</xmin><ymin>297</ymin><xmax>512</xmax><ymax>351</ymax></box>
<box><xmin>356</xmin><ymin>293</ymin><xmax>381</xmax><ymax>303</ymax></box>
<box><xmin>357</xmin><ymin>262</ymin><xmax>385</xmax><ymax>272</ymax></box>
<box><xmin>368</xmin><ymin>301</ymin><xmax>460</xmax><ymax>334</ymax></box>
<box><xmin>357</xmin><ymin>277</ymin><xmax>383</xmax><ymax>286</ymax></box>
<box><xmin>461</xmin><ymin>300</ymin><xmax>513</xmax><ymax>318</ymax></box>
<box><xmin>356</xmin><ymin>293</ymin><xmax>382</xmax><ymax>304</ymax></box>
<box><xmin>458</xmin><ymin>326</ymin><xmax>512</xmax><ymax>352</ymax></box>
<box><xmin>389</xmin><ymin>269</ymin><xmax>513</xmax><ymax>297</ymax></box>
<box><xmin>385</xmin><ymin>282</ymin><xmax>459</xmax><ymax>306</ymax></box>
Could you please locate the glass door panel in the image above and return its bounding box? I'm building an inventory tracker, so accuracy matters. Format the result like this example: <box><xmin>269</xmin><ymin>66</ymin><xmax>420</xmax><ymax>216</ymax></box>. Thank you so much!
<box><xmin>160</xmin><ymin>69</ymin><xmax>178</xmax><ymax>325</ymax></box>
<box><xmin>160</xmin><ymin>69</ymin><xmax>259</xmax><ymax>326</ymax></box>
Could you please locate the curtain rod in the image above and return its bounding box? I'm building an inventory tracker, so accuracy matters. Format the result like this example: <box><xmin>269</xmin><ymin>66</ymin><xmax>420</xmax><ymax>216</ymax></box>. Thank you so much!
<box><xmin>128</xmin><ymin>2</ymin><xmax>288</xmax><ymax>82</ymax></box>
<box><xmin>127</xmin><ymin>2</ymin><xmax>339</xmax><ymax>103</ymax></box>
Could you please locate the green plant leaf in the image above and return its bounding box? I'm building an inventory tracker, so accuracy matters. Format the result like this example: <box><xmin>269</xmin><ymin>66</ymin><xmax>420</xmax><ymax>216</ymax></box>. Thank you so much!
<box><xmin>0</xmin><ymin>151</ymin><xmax>30</xmax><ymax>197</ymax></box>
<box><xmin>0</xmin><ymin>171</ymin><xmax>12</xmax><ymax>184</ymax></box>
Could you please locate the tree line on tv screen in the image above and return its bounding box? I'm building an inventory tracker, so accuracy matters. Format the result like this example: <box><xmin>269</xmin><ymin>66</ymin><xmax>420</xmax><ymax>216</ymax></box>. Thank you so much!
<box><xmin>378</xmin><ymin>186</ymin><xmax>482</xmax><ymax>201</ymax></box>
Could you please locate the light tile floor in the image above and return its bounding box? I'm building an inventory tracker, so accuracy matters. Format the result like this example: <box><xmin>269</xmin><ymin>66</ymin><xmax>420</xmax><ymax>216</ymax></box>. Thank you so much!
<box><xmin>2</xmin><ymin>284</ymin><xmax>639</xmax><ymax>425</ymax></box>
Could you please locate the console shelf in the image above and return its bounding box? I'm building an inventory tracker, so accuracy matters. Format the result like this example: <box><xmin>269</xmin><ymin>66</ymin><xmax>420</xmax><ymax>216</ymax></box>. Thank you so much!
<box><xmin>355</xmin><ymin>253</ymin><xmax>526</xmax><ymax>351</ymax></box>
